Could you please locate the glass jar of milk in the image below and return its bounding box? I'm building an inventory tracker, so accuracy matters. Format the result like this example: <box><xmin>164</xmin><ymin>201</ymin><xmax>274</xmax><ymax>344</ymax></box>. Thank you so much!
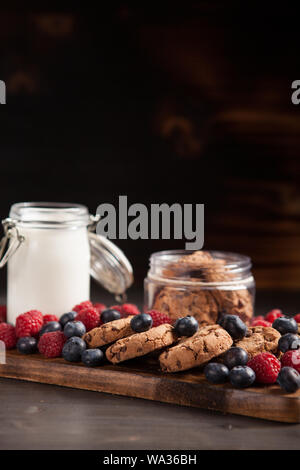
<box><xmin>0</xmin><ymin>202</ymin><xmax>133</xmax><ymax>324</ymax></box>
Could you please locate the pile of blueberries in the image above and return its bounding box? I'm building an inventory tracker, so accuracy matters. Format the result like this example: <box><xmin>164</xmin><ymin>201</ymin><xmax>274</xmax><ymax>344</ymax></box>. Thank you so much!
<box><xmin>204</xmin><ymin>314</ymin><xmax>300</xmax><ymax>393</ymax></box>
<box><xmin>16</xmin><ymin>309</ymin><xmax>125</xmax><ymax>366</ymax></box>
<box><xmin>17</xmin><ymin>309</ymin><xmax>170</xmax><ymax>366</ymax></box>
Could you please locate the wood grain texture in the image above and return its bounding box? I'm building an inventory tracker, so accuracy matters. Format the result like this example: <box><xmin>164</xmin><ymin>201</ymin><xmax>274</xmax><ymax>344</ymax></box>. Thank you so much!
<box><xmin>1</xmin><ymin>350</ymin><xmax>300</xmax><ymax>423</ymax></box>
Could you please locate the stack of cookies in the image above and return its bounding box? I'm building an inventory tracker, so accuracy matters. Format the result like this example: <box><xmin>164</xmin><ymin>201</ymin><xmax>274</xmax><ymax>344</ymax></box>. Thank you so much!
<box><xmin>84</xmin><ymin>317</ymin><xmax>178</xmax><ymax>365</ymax></box>
<box><xmin>151</xmin><ymin>250</ymin><xmax>254</xmax><ymax>326</ymax></box>
<box><xmin>83</xmin><ymin>312</ymin><xmax>281</xmax><ymax>374</ymax></box>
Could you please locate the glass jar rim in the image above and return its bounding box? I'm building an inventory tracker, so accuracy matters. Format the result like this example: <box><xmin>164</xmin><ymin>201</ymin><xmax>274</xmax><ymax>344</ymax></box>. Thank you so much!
<box><xmin>150</xmin><ymin>249</ymin><xmax>252</xmax><ymax>271</ymax></box>
<box><xmin>9</xmin><ymin>202</ymin><xmax>90</xmax><ymax>228</ymax></box>
<box><xmin>148</xmin><ymin>249</ymin><xmax>253</xmax><ymax>286</ymax></box>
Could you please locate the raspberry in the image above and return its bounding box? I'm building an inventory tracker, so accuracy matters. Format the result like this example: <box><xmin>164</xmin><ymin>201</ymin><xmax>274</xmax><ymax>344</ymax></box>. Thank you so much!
<box><xmin>43</xmin><ymin>314</ymin><xmax>59</xmax><ymax>324</ymax></box>
<box><xmin>38</xmin><ymin>331</ymin><xmax>66</xmax><ymax>358</ymax></box>
<box><xmin>251</xmin><ymin>319</ymin><xmax>272</xmax><ymax>327</ymax></box>
<box><xmin>0</xmin><ymin>323</ymin><xmax>16</xmax><ymax>349</ymax></box>
<box><xmin>265</xmin><ymin>309</ymin><xmax>283</xmax><ymax>324</ymax></box>
<box><xmin>16</xmin><ymin>310</ymin><xmax>43</xmax><ymax>338</ymax></box>
<box><xmin>93</xmin><ymin>303</ymin><xmax>107</xmax><ymax>314</ymax></box>
<box><xmin>247</xmin><ymin>352</ymin><xmax>281</xmax><ymax>384</ymax></box>
<box><xmin>120</xmin><ymin>303</ymin><xmax>140</xmax><ymax>317</ymax></box>
<box><xmin>146</xmin><ymin>309</ymin><xmax>172</xmax><ymax>328</ymax></box>
<box><xmin>281</xmin><ymin>350</ymin><xmax>300</xmax><ymax>373</ymax></box>
<box><xmin>0</xmin><ymin>305</ymin><xmax>7</xmax><ymax>323</ymax></box>
<box><xmin>16</xmin><ymin>314</ymin><xmax>31</xmax><ymax>337</ymax></box>
<box><xmin>76</xmin><ymin>307</ymin><xmax>100</xmax><ymax>331</ymax></box>
<box><xmin>110</xmin><ymin>303</ymin><xmax>140</xmax><ymax>318</ymax></box>
<box><xmin>251</xmin><ymin>315</ymin><xmax>264</xmax><ymax>325</ymax></box>
<box><xmin>122</xmin><ymin>304</ymin><xmax>141</xmax><ymax>316</ymax></box>
<box><xmin>27</xmin><ymin>310</ymin><xmax>44</xmax><ymax>334</ymax></box>
<box><xmin>294</xmin><ymin>314</ymin><xmax>300</xmax><ymax>324</ymax></box>
<box><xmin>27</xmin><ymin>312</ymin><xmax>44</xmax><ymax>335</ymax></box>
<box><xmin>72</xmin><ymin>301</ymin><xmax>93</xmax><ymax>313</ymax></box>
<box><xmin>110</xmin><ymin>305</ymin><xmax>123</xmax><ymax>314</ymax></box>
<box><xmin>27</xmin><ymin>310</ymin><xmax>43</xmax><ymax>321</ymax></box>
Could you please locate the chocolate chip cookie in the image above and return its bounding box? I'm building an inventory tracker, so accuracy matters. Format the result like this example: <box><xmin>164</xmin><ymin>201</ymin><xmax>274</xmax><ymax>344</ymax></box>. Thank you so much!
<box><xmin>234</xmin><ymin>326</ymin><xmax>280</xmax><ymax>359</ymax></box>
<box><xmin>153</xmin><ymin>287</ymin><xmax>219</xmax><ymax>326</ymax></box>
<box><xmin>202</xmin><ymin>260</ymin><xmax>253</xmax><ymax>324</ymax></box>
<box><xmin>159</xmin><ymin>324</ymin><xmax>233</xmax><ymax>373</ymax></box>
<box><xmin>106</xmin><ymin>324</ymin><xmax>177</xmax><ymax>364</ymax></box>
<box><xmin>83</xmin><ymin>316</ymin><xmax>134</xmax><ymax>348</ymax></box>
<box><xmin>162</xmin><ymin>250</ymin><xmax>224</xmax><ymax>278</ymax></box>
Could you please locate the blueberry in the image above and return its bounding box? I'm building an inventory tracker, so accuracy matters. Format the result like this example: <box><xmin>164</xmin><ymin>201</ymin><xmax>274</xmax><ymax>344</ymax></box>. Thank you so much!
<box><xmin>174</xmin><ymin>316</ymin><xmax>199</xmax><ymax>337</ymax></box>
<box><xmin>81</xmin><ymin>349</ymin><xmax>104</xmax><ymax>367</ymax></box>
<box><xmin>229</xmin><ymin>366</ymin><xmax>256</xmax><ymax>388</ymax></box>
<box><xmin>40</xmin><ymin>321</ymin><xmax>62</xmax><ymax>336</ymax></box>
<box><xmin>100</xmin><ymin>309</ymin><xmax>121</xmax><ymax>324</ymax></box>
<box><xmin>223</xmin><ymin>347</ymin><xmax>249</xmax><ymax>369</ymax></box>
<box><xmin>278</xmin><ymin>333</ymin><xmax>300</xmax><ymax>353</ymax></box>
<box><xmin>64</xmin><ymin>321</ymin><xmax>86</xmax><ymax>338</ymax></box>
<box><xmin>277</xmin><ymin>367</ymin><xmax>300</xmax><ymax>393</ymax></box>
<box><xmin>130</xmin><ymin>313</ymin><xmax>153</xmax><ymax>333</ymax></box>
<box><xmin>17</xmin><ymin>337</ymin><xmax>38</xmax><ymax>354</ymax></box>
<box><xmin>272</xmin><ymin>317</ymin><xmax>298</xmax><ymax>335</ymax></box>
<box><xmin>60</xmin><ymin>311</ymin><xmax>77</xmax><ymax>328</ymax></box>
<box><xmin>62</xmin><ymin>337</ymin><xmax>86</xmax><ymax>362</ymax></box>
<box><xmin>204</xmin><ymin>362</ymin><xmax>229</xmax><ymax>384</ymax></box>
<box><xmin>219</xmin><ymin>315</ymin><xmax>247</xmax><ymax>340</ymax></box>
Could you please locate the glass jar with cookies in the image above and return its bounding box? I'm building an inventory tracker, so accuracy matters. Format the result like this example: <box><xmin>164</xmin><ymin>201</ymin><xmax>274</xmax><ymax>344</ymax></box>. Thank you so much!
<box><xmin>144</xmin><ymin>250</ymin><xmax>255</xmax><ymax>326</ymax></box>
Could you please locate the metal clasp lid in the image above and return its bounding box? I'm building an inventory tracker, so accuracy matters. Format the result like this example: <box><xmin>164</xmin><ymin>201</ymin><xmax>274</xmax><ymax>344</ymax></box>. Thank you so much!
<box><xmin>0</xmin><ymin>218</ymin><xmax>25</xmax><ymax>268</ymax></box>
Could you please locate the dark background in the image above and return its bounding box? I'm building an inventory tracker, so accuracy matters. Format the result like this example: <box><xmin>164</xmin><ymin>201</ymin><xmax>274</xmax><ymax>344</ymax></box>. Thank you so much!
<box><xmin>0</xmin><ymin>2</ymin><xmax>300</xmax><ymax>301</ymax></box>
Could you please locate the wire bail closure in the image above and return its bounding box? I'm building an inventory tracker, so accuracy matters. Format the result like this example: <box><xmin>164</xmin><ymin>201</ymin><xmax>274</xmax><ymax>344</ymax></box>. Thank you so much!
<box><xmin>0</xmin><ymin>218</ymin><xmax>25</xmax><ymax>268</ymax></box>
<box><xmin>87</xmin><ymin>213</ymin><xmax>100</xmax><ymax>232</ymax></box>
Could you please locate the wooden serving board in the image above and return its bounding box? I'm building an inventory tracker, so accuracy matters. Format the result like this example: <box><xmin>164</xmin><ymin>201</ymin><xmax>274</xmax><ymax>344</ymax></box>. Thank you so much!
<box><xmin>1</xmin><ymin>350</ymin><xmax>300</xmax><ymax>423</ymax></box>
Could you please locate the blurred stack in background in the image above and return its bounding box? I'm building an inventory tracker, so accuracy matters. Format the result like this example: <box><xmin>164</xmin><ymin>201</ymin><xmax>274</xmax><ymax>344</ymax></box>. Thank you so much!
<box><xmin>0</xmin><ymin>3</ymin><xmax>299</xmax><ymax>298</ymax></box>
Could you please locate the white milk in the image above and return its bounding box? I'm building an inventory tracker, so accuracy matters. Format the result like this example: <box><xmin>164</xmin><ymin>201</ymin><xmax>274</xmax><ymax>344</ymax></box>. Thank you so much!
<box><xmin>6</xmin><ymin>204</ymin><xmax>90</xmax><ymax>324</ymax></box>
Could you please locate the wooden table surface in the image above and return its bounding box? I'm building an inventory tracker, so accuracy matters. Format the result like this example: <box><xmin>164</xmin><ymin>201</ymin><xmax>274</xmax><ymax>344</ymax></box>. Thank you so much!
<box><xmin>1</xmin><ymin>288</ymin><xmax>300</xmax><ymax>450</ymax></box>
